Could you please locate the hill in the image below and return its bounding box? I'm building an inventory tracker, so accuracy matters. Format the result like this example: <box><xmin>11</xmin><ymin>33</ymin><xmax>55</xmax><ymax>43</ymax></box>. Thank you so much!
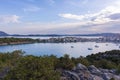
<box><xmin>0</xmin><ymin>31</ymin><xmax>8</xmax><ymax>36</ymax></box>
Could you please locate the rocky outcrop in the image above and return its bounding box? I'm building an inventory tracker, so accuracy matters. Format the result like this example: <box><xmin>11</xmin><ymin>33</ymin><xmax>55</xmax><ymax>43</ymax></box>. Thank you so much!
<box><xmin>61</xmin><ymin>63</ymin><xmax>120</xmax><ymax>80</ymax></box>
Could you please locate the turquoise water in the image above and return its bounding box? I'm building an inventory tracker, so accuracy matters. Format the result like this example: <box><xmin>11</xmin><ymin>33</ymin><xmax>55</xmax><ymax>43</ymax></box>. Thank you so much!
<box><xmin>0</xmin><ymin>42</ymin><xmax>119</xmax><ymax>57</ymax></box>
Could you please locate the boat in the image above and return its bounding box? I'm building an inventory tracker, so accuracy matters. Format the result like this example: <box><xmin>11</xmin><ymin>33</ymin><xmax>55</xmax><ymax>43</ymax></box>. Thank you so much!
<box><xmin>88</xmin><ymin>48</ymin><xmax>93</xmax><ymax>50</ymax></box>
<box><xmin>71</xmin><ymin>46</ymin><xmax>74</xmax><ymax>48</ymax></box>
<box><xmin>106</xmin><ymin>44</ymin><xmax>108</xmax><ymax>46</ymax></box>
<box><xmin>95</xmin><ymin>45</ymin><xmax>99</xmax><ymax>48</ymax></box>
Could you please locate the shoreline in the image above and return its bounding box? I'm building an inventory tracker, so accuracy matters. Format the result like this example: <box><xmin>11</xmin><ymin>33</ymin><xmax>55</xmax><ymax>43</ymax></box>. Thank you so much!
<box><xmin>0</xmin><ymin>42</ymin><xmax>34</xmax><ymax>46</ymax></box>
<box><xmin>0</xmin><ymin>37</ymin><xmax>120</xmax><ymax>46</ymax></box>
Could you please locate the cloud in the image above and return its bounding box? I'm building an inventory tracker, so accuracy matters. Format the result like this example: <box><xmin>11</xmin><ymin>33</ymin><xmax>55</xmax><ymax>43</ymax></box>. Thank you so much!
<box><xmin>0</xmin><ymin>15</ymin><xmax>20</xmax><ymax>24</ymax></box>
<box><xmin>35</xmin><ymin>20</ymin><xmax>120</xmax><ymax>34</ymax></box>
<box><xmin>59</xmin><ymin>13</ymin><xmax>112</xmax><ymax>24</ymax></box>
<box><xmin>2</xmin><ymin>19</ymin><xmax>120</xmax><ymax>34</ymax></box>
<box><xmin>108</xmin><ymin>13</ymin><xmax>120</xmax><ymax>20</ymax></box>
<box><xmin>59</xmin><ymin>1</ymin><xmax>120</xmax><ymax>24</ymax></box>
<box><xmin>59</xmin><ymin>13</ymin><xmax>85</xmax><ymax>20</ymax></box>
<box><xmin>23</xmin><ymin>6</ymin><xmax>41</xmax><ymax>12</ymax></box>
<box><xmin>1</xmin><ymin>0</ymin><xmax>120</xmax><ymax>34</ymax></box>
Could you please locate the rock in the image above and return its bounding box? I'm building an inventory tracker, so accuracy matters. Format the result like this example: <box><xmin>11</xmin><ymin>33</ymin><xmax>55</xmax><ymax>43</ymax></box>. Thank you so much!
<box><xmin>61</xmin><ymin>63</ymin><xmax>120</xmax><ymax>80</ymax></box>
<box><xmin>76</xmin><ymin>63</ymin><xmax>88</xmax><ymax>70</ymax></box>
<box><xmin>102</xmin><ymin>73</ymin><xmax>120</xmax><ymax>80</ymax></box>
<box><xmin>92</xmin><ymin>75</ymin><xmax>104</xmax><ymax>80</ymax></box>
<box><xmin>62</xmin><ymin>70</ymin><xmax>80</xmax><ymax>80</ymax></box>
<box><xmin>75</xmin><ymin>63</ymin><xmax>93</xmax><ymax>80</ymax></box>
<box><xmin>60</xmin><ymin>77</ymin><xmax>69</xmax><ymax>80</ymax></box>
<box><xmin>109</xmin><ymin>69</ymin><xmax>117</xmax><ymax>74</ymax></box>
<box><xmin>88</xmin><ymin>65</ymin><xmax>102</xmax><ymax>76</ymax></box>
<box><xmin>99</xmin><ymin>68</ymin><xmax>117</xmax><ymax>74</ymax></box>
<box><xmin>99</xmin><ymin>68</ymin><xmax>110</xmax><ymax>73</ymax></box>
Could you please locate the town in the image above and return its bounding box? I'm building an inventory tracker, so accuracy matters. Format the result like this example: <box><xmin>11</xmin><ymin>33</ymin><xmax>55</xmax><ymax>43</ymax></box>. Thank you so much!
<box><xmin>39</xmin><ymin>36</ymin><xmax>120</xmax><ymax>43</ymax></box>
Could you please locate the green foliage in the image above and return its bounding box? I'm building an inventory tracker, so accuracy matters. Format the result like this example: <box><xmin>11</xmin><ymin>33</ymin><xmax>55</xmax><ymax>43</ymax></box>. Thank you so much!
<box><xmin>110</xmin><ymin>78</ymin><xmax>115</xmax><ymax>80</ymax></box>
<box><xmin>0</xmin><ymin>50</ymin><xmax>24</xmax><ymax>71</ymax></box>
<box><xmin>56</xmin><ymin>54</ymin><xmax>75</xmax><ymax>70</ymax></box>
<box><xmin>0</xmin><ymin>50</ymin><xmax>120</xmax><ymax>79</ymax></box>
<box><xmin>0</xmin><ymin>37</ymin><xmax>39</xmax><ymax>45</ymax></box>
<box><xmin>93</xmin><ymin>59</ymin><xmax>117</xmax><ymax>69</ymax></box>
<box><xmin>72</xmin><ymin>56</ymin><xmax>90</xmax><ymax>67</ymax></box>
<box><xmin>4</xmin><ymin>55</ymin><xmax>60</xmax><ymax>80</ymax></box>
<box><xmin>117</xmin><ymin>64</ymin><xmax>120</xmax><ymax>73</ymax></box>
<box><xmin>86</xmin><ymin>50</ymin><xmax>120</xmax><ymax>69</ymax></box>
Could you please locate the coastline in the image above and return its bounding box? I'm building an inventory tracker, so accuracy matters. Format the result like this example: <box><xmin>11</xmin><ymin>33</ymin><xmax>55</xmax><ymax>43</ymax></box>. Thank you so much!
<box><xmin>0</xmin><ymin>36</ymin><xmax>120</xmax><ymax>46</ymax></box>
<box><xmin>0</xmin><ymin>42</ymin><xmax>34</xmax><ymax>46</ymax></box>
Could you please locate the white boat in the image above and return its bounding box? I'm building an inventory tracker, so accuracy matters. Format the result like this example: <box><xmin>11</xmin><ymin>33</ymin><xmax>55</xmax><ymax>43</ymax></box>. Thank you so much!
<box><xmin>106</xmin><ymin>44</ymin><xmax>108</xmax><ymax>46</ymax></box>
<box><xmin>71</xmin><ymin>46</ymin><xmax>74</xmax><ymax>48</ymax></box>
<box><xmin>88</xmin><ymin>48</ymin><xmax>93</xmax><ymax>50</ymax></box>
<box><xmin>95</xmin><ymin>45</ymin><xmax>99</xmax><ymax>48</ymax></box>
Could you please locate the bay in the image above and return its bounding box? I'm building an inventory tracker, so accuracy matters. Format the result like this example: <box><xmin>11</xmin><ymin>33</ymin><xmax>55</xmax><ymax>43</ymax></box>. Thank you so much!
<box><xmin>0</xmin><ymin>41</ymin><xmax>119</xmax><ymax>57</ymax></box>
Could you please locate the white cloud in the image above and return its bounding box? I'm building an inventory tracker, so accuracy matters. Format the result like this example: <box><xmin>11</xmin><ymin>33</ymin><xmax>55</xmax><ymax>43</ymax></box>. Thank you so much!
<box><xmin>59</xmin><ymin>13</ymin><xmax>112</xmax><ymax>24</ymax></box>
<box><xmin>59</xmin><ymin>1</ymin><xmax>120</xmax><ymax>24</ymax></box>
<box><xmin>23</xmin><ymin>6</ymin><xmax>41</xmax><ymax>12</ymax></box>
<box><xmin>59</xmin><ymin>13</ymin><xmax>85</xmax><ymax>20</ymax></box>
<box><xmin>1</xmin><ymin>0</ymin><xmax>120</xmax><ymax>34</ymax></box>
<box><xmin>2</xmin><ymin>19</ymin><xmax>120</xmax><ymax>34</ymax></box>
<box><xmin>0</xmin><ymin>15</ymin><xmax>20</xmax><ymax>24</ymax></box>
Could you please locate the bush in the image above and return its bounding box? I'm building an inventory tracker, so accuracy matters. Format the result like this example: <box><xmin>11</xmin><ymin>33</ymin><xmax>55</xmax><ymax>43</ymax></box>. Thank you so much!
<box><xmin>4</xmin><ymin>55</ymin><xmax>60</xmax><ymax>80</ymax></box>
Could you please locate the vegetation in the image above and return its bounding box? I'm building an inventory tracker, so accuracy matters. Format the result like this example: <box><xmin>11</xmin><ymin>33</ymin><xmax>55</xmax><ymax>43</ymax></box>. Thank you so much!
<box><xmin>0</xmin><ymin>50</ymin><xmax>120</xmax><ymax>79</ymax></box>
<box><xmin>0</xmin><ymin>51</ymin><xmax>60</xmax><ymax>80</ymax></box>
<box><xmin>86</xmin><ymin>50</ymin><xmax>120</xmax><ymax>70</ymax></box>
<box><xmin>0</xmin><ymin>37</ymin><xmax>39</xmax><ymax>45</ymax></box>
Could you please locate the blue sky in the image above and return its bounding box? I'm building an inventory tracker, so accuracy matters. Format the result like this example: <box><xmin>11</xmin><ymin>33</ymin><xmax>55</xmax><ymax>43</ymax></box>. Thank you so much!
<box><xmin>0</xmin><ymin>0</ymin><xmax>120</xmax><ymax>34</ymax></box>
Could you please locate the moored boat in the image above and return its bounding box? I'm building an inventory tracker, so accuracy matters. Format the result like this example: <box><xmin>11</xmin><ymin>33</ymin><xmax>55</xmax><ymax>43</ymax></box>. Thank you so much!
<box><xmin>88</xmin><ymin>48</ymin><xmax>93</xmax><ymax>50</ymax></box>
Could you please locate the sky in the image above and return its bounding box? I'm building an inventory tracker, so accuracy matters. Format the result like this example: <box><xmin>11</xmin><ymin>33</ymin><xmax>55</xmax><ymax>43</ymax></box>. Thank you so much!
<box><xmin>0</xmin><ymin>0</ymin><xmax>120</xmax><ymax>34</ymax></box>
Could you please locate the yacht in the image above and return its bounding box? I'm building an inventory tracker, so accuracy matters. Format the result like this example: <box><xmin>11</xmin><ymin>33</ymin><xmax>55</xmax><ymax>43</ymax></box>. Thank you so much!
<box><xmin>88</xmin><ymin>48</ymin><xmax>93</xmax><ymax>50</ymax></box>
<box><xmin>71</xmin><ymin>46</ymin><xmax>74</xmax><ymax>48</ymax></box>
<box><xmin>95</xmin><ymin>45</ymin><xmax>99</xmax><ymax>48</ymax></box>
<box><xmin>106</xmin><ymin>44</ymin><xmax>108</xmax><ymax>46</ymax></box>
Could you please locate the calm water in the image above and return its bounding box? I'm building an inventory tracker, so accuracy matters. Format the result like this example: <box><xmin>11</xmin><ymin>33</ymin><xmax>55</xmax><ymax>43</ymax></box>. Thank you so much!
<box><xmin>0</xmin><ymin>42</ymin><xmax>120</xmax><ymax>57</ymax></box>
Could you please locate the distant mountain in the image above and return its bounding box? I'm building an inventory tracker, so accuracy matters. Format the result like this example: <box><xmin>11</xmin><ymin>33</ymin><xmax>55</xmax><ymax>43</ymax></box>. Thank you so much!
<box><xmin>0</xmin><ymin>31</ymin><xmax>120</xmax><ymax>37</ymax></box>
<box><xmin>11</xmin><ymin>33</ymin><xmax>120</xmax><ymax>37</ymax></box>
<box><xmin>72</xmin><ymin>33</ymin><xmax>120</xmax><ymax>36</ymax></box>
<box><xmin>0</xmin><ymin>31</ymin><xmax>9</xmax><ymax>36</ymax></box>
<box><xmin>101</xmin><ymin>33</ymin><xmax>120</xmax><ymax>37</ymax></box>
